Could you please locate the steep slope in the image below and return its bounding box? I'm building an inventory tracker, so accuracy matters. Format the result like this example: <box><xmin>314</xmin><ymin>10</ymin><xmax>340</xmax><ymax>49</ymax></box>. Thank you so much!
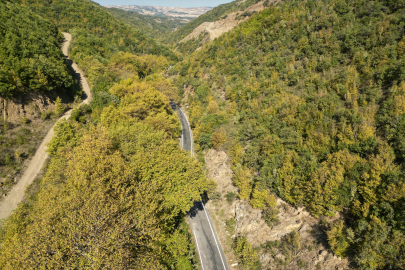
<box><xmin>0</xmin><ymin>1</ymin><xmax>73</xmax><ymax>99</ymax></box>
<box><xmin>175</xmin><ymin>0</ymin><xmax>270</xmax><ymax>54</ymax></box>
<box><xmin>106</xmin><ymin>7</ymin><xmax>188</xmax><ymax>41</ymax></box>
<box><xmin>11</xmin><ymin>0</ymin><xmax>177</xmax><ymax>63</ymax></box>
<box><xmin>0</xmin><ymin>32</ymin><xmax>91</xmax><ymax>221</ymax></box>
<box><xmin>173</xmin><ymin>0</ymin><xmax>405</xmax><ymax>269</ymax></box>
<box><xmin>165</xmin><ymin>0</ymin><xmax>265</xmax><ymax>45</ymax></box>
<box><xmin>0</xmin><ymin>27</ymin><xmax>207</xmax><ymax>270</ymax></box>
<box><xmin>0</xmin><ymin>0</ymin><xmax>78</xmax><ymax>194</ymax></box>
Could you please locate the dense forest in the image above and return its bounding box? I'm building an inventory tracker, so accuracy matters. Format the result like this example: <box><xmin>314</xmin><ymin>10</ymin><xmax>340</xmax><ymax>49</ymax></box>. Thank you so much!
<box><xmin>0</xmin><ymin>0</ymin><xmax>73</xmax><ymax>98</ymax></box>
<box><xmin>172</xmin><ymin>0</ymin><xmax>405</xmax><ymax>268</ymax></box>
<box><xmin>0</xmin><ymin>0</ymin><xmax>208</xmax><ymax>268</ymax></box>
<box><xmin>0</xmin><ymin>49</ymin><xmax>208</xmax><ymax>268</ymax></box>
<box><xmin>11</xmin><ymin>0</ymin><xmax>177</xmax><ymax>65</ymax></box>
<box><xmin>2</xmin><ymin>0</ymin><xmax>405</xmax><ymax>268</ymax></box>
<box><xmin>106</xmin><ymin>7</ymin><xmax>188</xmax><ymax>42</ymax></box>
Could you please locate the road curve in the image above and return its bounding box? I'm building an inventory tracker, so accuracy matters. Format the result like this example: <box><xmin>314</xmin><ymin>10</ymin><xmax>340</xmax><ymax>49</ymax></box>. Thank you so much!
<box><xmin>0</xmin><ymin>33</ymin><xmax>91</xmax><ymax>221</ymax></box>
<box><xmin>176</xmin><ymin>105</ymin><xmax>230</xmax><ymax>270</ymax></box>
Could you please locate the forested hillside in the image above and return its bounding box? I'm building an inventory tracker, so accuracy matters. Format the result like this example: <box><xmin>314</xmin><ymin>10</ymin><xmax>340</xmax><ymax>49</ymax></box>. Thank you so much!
<box><xmin>0</xmin><ymin>0</ymin><xmax>73</xmax><ymax>98</ymax></box>
<box><xmin>11</xmin><ymin>0</ymin><xmax>177</xmax><ymax>64</ymax></box>
<box><xmin>106</xmin><ymin>7</ymin><xmax>187</xmax><ymax>41</ymax></box>
<box><xmin>0</xmin><ymin>0</ymin><xmax>209</xmax><ymax>268</ymax></box>
<box><xmin>165</xmin><ymin>0</ymin><xmax>263</xmax><ymax>45</ymax></box>
<box><xmin>0</xmin><ymin>49</ymin><xmax>208</xmax><ymax>268</ymax></box>
<box><xmin>8</xmin><ymin>0</ymin><xmax>179</xmax><ymax>114</ymax></box>
<box><xmin>172</xmin><ymin>0</ymin><xmax>405</xmax><ymax>268</ymax></box>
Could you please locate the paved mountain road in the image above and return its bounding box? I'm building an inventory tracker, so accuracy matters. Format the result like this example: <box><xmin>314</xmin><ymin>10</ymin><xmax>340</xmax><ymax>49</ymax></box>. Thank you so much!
<box><xmin>176</xmin><ymin>105</ymin><xmax>230</xmax><ymax>270</ymax></box>
<box><xmin>0</xmin><ymin>33</ymin><xmax>91</xmax><ymax>221</ymax></box>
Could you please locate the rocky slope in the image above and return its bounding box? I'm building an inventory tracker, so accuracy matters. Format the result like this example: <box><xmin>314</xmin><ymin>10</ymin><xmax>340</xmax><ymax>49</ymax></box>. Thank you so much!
<box><xmin>0</xmin><ymin>93</ymin><xmax>56</xmax><ymax>124</ymax></box>
<box><xmin>180</xmin><ymin>0</ymin><xmax>270</xmax><ymax>44</ymax></box>
<box><xmin>205</xmin><ymin>149</ymin><xmax>351</xmax><ymax>270</ymax></box>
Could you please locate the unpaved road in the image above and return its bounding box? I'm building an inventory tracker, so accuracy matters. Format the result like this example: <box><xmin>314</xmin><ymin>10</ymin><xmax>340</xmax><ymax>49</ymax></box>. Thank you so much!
<box><xmin>0</xmin><ymin>33</ymin><xmax>91</xmax><ymax>221</ymax></box>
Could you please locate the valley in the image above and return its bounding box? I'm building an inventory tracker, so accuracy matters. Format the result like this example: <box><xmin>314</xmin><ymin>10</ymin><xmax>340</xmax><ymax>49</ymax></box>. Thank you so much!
<box><xmin>105</xmin><ymin>5</ymin><xmax>212</xmax><ymax>19</ymax></box>
<box><xmin>1</xmin><ymin>0</ymin><xmax>405</xmax><ymax>269</ymax></box>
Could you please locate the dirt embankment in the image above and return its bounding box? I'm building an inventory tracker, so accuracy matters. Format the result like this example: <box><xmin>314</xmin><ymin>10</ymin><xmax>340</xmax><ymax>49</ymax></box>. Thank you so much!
<box><xmin>0</xmin><ymin>33</ymin><xmax>91</xmax><ymax>221</ymax></box>
<box><xmin>205</xmin><ymin>149</ymin><xmax>351</xmax><ymax>270</ymax></box>
<box><xmin>180</xmin><ymin>0</ymin><xmax>271</xmax><ymax>45</ymax></box>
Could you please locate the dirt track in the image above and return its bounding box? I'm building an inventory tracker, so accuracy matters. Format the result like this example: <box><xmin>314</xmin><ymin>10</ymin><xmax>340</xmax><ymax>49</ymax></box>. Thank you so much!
<box><xmin>0</xmin><ymin>33</ymin><xmax>91</xmax><ymax>220</ymax></box>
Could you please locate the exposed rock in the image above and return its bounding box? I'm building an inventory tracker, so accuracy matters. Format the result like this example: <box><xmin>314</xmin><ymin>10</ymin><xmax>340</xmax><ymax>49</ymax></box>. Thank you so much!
<box><xmin>180</xmin><ymin>0</ymin><xmax>277</xmax><ymax>46</ymax></box>
<box><xmin>0</xmin><ymin>92</ymin><xmax>55</xmax><ymax>124</ymax></box>
<box><xmin>204</xmin><ymin>148</ymin><xmax>352</xmax><ymax>270</ymax></box>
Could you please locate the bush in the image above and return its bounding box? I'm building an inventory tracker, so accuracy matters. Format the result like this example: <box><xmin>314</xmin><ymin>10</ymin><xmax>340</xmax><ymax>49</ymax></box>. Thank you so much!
<box><xmin>40</xmin><ymin>110</ymin><xmax>52</xmax><ymax>120</ymax></box>
<box><xmin>210</xmin><ymin>191</ymin><xmax>222</xmax><ymax>201</ymax></box>
<box><xmin>226</xmin><ymin>218</ymin><xmax>236</xmax><ymax>235</ymax></box>
<box><xmin>262</xmin><ymin>206</ymin><xmax>279</xmax><ymax>227</ymax></box>
<box><xmin>5</xmin><ymin>153</ymin><xmax>12</xmax><ymax>165</ymax></box>
<box><xmin>226</xmin><ymin>191</ymin><xmax>237</xmax><ymax>204</ymax></box>
<box><xmin>53</xmin><ymin>97</ymin><xmax>65</xmax><ymax>117</ymax></box>
<box><xmin>232</xmin><ymin>236</ymin><xmax>261</xmax><ymax>270</ymax></box>
<box><xmin>212</xmin><ymin>127</ymin><xmax>227</xmax><ymax>149</ymax></box>
<box><xmin>199</xmin><ymin>133</ymin><xmax>213</xmax><ymax>150</ymax></box>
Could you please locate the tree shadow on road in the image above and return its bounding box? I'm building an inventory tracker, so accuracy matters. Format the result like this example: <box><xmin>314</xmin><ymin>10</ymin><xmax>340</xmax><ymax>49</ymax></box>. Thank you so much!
<box><xmin>188</xmin><ymin>200</ymin><xmax>204</xmax><ymax>218</ymax></box>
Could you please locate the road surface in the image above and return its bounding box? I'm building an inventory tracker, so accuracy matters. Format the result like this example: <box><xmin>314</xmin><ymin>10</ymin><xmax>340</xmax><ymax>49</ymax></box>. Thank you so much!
<box><xmin>0</xmin><ymin>33</ymin><xmax>91</xmax><ymax>221</ymax></box>
<box><xmin>175</xmin><ymin>104</ymin><xmax>230</xmax><ymax>270</ymax></box>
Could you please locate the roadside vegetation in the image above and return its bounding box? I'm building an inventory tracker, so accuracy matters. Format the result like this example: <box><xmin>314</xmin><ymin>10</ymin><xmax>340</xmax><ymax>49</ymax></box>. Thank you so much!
<box><xmin>172</xmin><ymin>0</ymin><xmax>405</xmax><ymax>268</ymax></box>
<box><xmin>0</xmin><ymin>49</ymin><xmax>208</xmax><ymax>270</ymax></box>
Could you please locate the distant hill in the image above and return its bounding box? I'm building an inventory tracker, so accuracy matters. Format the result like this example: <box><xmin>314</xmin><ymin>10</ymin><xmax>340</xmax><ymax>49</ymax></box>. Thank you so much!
<box><xmin>165</xmin><ymin>0</ymin><xmax>264</xmax><ymax>45</ymax></box>
<box><xmin>10</xmin><ymin>0</ymin><xmax>177</xmax><ymax>63</ymax></box>
<box><xmin>106</xmin><ymin>7</ymin><xmax>188</xmax><ymax>41</ymax></box>
<box><xmin>105</xmin><ymin>5</ymin><xmax>212</xmax><ymax>19</ymax></box>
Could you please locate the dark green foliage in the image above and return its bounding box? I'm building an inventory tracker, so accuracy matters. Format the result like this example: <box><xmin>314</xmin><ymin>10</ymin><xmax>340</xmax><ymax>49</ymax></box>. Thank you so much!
<box><xmin>262</xmin><ymin>206</ymin><xmax>279</xmax><ymax>227</ymax></box>
<box><xmin>175</xmin><ymin>0</ymin><xmax>405</xmax><ymax>268</ymax></box>
<box><xmin>226</xmin><ymin>191</ymin><xmax>237</xmax><ymax>204</ymax></box>
<box><xmin>106</xmin><ymin>8</ymin><xmax>188</xmax><ymax>41</ymax></box>
<box><xmin>0</xmin><ymin>1</ymin><xmax>73</xmax><ymax>98</ymax></box>
<box><xmin>198</xmin><ymin>133</ymin><xmax>213</xmax><ymax>150</ymax></box>
<box><xmin>11</xmin><ymin>0</ymin><xmax>177</xmax><ymax>63</ymax></box>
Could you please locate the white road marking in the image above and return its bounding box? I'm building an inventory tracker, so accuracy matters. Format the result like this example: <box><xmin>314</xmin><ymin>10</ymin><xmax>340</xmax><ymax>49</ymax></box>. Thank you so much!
<box><xmin>179</xmin><ymin>108</ymin><xmax>193</xmax><ymax>158</ymax></box>
<box><xmin>181</xmin><ymin>106</ymin><xmax>226</xmax><ymax>269</ymax></box>
<box><xmin>201</xmin><ymin>200</ymin><xmax>227</xmax><ymax>270</ymax></box>
<box><xmin>193</xmin><ymin>229</ymin><xmax>205</xmax><ymax>270</ymax></box>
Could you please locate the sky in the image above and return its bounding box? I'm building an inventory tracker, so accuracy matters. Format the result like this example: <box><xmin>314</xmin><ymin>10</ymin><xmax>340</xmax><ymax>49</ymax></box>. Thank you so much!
<box><xmin>93</xmin><ymin>0</ymin><xmax>232</xmax><ymax>8</ymax></box>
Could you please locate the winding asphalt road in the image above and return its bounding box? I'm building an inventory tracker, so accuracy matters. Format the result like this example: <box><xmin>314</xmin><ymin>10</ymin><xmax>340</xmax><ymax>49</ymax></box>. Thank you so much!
<box><xmin>0</xmin><ymin>33</ymin><xmax>91</xmax><ymax>221</ymax></box>
<box><xmin>174</xmin><ymin>103</ymin><xmax>230</xmax><ymax>270</ymax></box>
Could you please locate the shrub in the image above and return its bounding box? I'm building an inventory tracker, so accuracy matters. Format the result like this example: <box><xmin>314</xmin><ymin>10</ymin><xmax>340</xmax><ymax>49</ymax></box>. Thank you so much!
<box><xmin>53</xmin><ymin>97</ymin><xmax>65</xmax><ymax>117</ymax></box>
<box><xmin>210</xmin><ymin>191</ymin><xmax>222</xmax><ymax>201</ymax></box>
<box><xmin>232</xmin><ymin>236</ymin><xmax>261</xmax><ymax>270</ymax></box>
<box><xmin>226</xmin><ymin>218</ymin><xmax>236</xmax><ymax>235</ymax></box>
<box><xmin>41</xmin><ymin>110</ymin><xmax>52</xmax><ymax>120</ymax></box>
<box><xmin>226</xmin><ymin>191</ymin><xmax>236</xmax><ymax>204</ymax></box>
<box><xmin>212</xmin><ymin>127</ymin><xmax>227</xmax><ymax>149</ymax></box>
<box><xmin>262</xmin><ymin>206</ymin><xmax>279</xmax><ymax>227</ymax></box>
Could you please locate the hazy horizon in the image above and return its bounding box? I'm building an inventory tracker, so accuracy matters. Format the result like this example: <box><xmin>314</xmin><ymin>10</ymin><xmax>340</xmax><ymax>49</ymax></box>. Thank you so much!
<box><xmin>94</xmin><ymin>0</ymin><xmax>233</xmax><ymax>8</ymax></box>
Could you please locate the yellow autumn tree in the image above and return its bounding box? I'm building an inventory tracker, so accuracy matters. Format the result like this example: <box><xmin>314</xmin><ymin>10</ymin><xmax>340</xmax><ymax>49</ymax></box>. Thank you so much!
<box><xmin>233</xmin><ymin>165</ymin><xmax>253</xmax><ymax>200</ymax></box>
<box><xmin>212</xmin><ymin>127</ymin><xmax>227</xmax><ymax>149</ymax></box>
